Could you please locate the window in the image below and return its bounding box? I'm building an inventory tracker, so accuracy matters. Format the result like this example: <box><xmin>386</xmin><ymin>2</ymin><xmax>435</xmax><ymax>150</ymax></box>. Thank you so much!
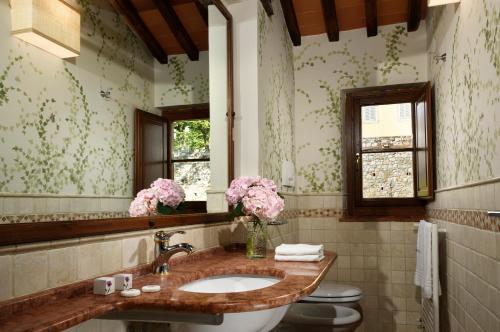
<box><xmin>343</xmin><ymin>83</ymin><xmax>434</xmax><ymax>221</ymax></box>
<box><xmin>362</xmin><ymin>106</ymin><xmax>377</xmax><ymax>123</ymax></box>
<box><xmin>134</xmin><ymin>104</ymin><xmax>210</xmax><ymax>213</ymax></box>
<box><xmin>398</xmin><ymin>103</ymin><xmax>411</xmax><ymax>121</ymax></box>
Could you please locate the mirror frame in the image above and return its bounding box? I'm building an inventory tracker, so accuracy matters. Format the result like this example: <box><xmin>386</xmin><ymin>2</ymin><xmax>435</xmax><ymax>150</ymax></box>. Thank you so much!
<box><xmin>0</xmin><ymin>0</ymin><xmax>234</xmax><ymax>247</ymax></box>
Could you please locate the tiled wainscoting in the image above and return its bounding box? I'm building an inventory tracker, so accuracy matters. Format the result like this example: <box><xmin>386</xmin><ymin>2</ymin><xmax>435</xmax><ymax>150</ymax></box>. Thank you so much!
<box><xmin>0</xmin><ymin>194</ymin><xmax>132</xmax><ymax>224</ymax></box>
<box><xmin>427</xmin><ymin>179</ymin><xmax>500</xmax><ymax>332</ymax></box>
<box><xmin>298</xmin><ymin>215</ymin><xmax>421</xmax><ymax>331</ymax></box>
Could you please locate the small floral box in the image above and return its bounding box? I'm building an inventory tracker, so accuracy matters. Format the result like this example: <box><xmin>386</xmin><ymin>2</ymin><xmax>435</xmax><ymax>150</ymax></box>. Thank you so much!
<box><xmin>93</xmin><ymin>277</ymin><xmax>115</xmax><ymax>295</ymax></box>
<box><xmin>114</xmin><ymin>273</ymin><xmax>133</xmax><ymax>291</ymax></box>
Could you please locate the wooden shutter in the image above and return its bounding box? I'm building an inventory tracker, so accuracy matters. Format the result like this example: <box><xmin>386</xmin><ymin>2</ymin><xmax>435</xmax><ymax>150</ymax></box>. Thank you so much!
<box><xmin>414</xmin><ymin>83</ymin><xmax>434</xmax><ymax>200</ymax></box>
<box><xmin>134</xmin><ymin>109</ymin><xmax>168</xmax><ymax>195</ymax></box>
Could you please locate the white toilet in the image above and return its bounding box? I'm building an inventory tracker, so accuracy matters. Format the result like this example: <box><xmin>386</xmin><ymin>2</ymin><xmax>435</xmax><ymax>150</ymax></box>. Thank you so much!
<box><xmin>280</xmin><ymin>282</ymin><xmax>363</xmax><ymax>332</ymax></box>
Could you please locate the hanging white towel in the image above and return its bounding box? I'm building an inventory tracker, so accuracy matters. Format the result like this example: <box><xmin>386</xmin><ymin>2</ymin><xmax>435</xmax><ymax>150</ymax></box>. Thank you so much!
<box><xmin>275</xmin><ymin>244</ymin><xmax>324</xmax><ymax>256</ymax></box>
<box><xmin>414</xmin><ymin>220</ymin><xmax>433</xmax><ymax>299</ymax></box>
<box><xmin>274</xmin><ymin>254</ymin><xmax>324</xmax><ymax>262</ymax></box>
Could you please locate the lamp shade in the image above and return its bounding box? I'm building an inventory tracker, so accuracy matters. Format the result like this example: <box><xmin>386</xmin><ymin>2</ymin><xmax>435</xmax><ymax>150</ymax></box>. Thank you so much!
<box><xmin>427</xmin><ymin>0</ymin><xmax>460</xmax><ymax>7</ymax></box>
<box><xmin>10</xmin><ymin>0</ymin><xmax>80</xmax><ymax>58</ymax></box>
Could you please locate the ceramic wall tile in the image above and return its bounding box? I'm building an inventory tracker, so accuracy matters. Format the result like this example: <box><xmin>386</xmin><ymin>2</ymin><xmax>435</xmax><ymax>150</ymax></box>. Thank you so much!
<box><xmin>13</xmin><ymin>250</ymin><xmax>48</xmax><ymax>297</ymax></box>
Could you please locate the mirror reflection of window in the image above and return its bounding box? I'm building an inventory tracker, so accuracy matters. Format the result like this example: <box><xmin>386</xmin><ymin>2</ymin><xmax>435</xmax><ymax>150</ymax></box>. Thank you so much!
<box><xmin>172</xmin><ymin>119</ymin><xmax>210</xmax><ymax>201</ymax></box>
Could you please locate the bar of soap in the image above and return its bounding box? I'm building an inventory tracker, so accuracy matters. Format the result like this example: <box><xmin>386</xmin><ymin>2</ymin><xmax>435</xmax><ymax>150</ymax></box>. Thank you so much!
<box><xmin>142</xmin><ymin>285</ymin><xmax>161</xmax><ymax>293</ymax></box>
<box><xmin>120</xmin><ymin>289</ymin><xmax>141</xmax><ymax>297</ymax></box>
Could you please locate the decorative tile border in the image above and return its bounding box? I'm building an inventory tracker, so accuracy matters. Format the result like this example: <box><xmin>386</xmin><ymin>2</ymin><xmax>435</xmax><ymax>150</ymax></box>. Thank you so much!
<box><xmin>280</xmin><ymin>208</ymin><xmax>345</xmax><ymax>219</ymax></box>
<box><xmin>427</xmin><ymin>208</ymin><xmax>499</xmax><ymax>232</ymax></box>
<box><xmin>0</xmin><ymin>211</ymin><xmax>129</xmax><ymax>224</ymax></box>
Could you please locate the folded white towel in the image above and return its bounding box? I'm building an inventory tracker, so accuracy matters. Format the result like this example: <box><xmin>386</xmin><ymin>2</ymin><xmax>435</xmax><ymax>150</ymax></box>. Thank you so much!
<box><xmin>275</xmin><ymin>244</ymin><xmax>324</xmax><ymax>256</ymax></box>
<box><xmin>274</xmin><ymin>254</ymin><xmax>324</xmax><ymax>262</ymax></box>
<box><xmin>414</xmin><ymin>220</ymin><xmax>434</xmax><ymax>299</ymax></box>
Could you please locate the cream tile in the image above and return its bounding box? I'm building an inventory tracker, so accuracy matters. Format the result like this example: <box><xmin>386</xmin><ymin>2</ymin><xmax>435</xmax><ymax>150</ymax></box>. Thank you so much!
<box><xmin>311</xmin><ymin>229</ymin><xmax>325</xmax><ymax>243</ymax></box>
<box><xmin>350</xmin><ymin>256</ymin><xmax>364</xmax><ymax>269</ymax></box>
<box><xmin>365</xmin><ymin>256</ymin><xmax>378</xmax><ymax>269</ymax></box>
<box><xmin>0</xmin><ymin>255</ymin><xmax>13</xmax><ymax>301</ymax></box>
<box><xmin>390</xmin><ymin>231</ymin><xmax>405</xmax><ymax>243</ymax></box>
<box><xmin>45</xmin><ymin>198</ymin><xmax>61</xmax><ymax>214</ymax></box>
<box><xmin>391</xmin><ymin>257</ymin><xmax>405</xmax><ymax>271</ymax></box>
<box><xmin>122</xmin><ymin>236</ymin><xmax>149</xmax><ymax>268</ymax></box>
<box><xmin>479</xmin><ymin>183</ymin><xmax>495</xmax><ymax>210</ymax></box>
<box><xmin>48</xmin><ymin>247</ymin><xmax>77</xmax><ymax>287</ymax></box>
<box><xmin>101</xmin><ymin>240</ymin><xmax>122</xmax><ymax>274</ymax></box>
<box><xmin>336</xmin><ymin>256</ymin><xmax>350</xmax><ymax>269</ymax></box>
<box><xmin>14</xmin><ymin>251</ymin><xmax>48</xmax><ymax>297</ymax></box>
<box><xmin>363</xmin><ymin>244</ymin><xmax>377</xmax><ymax>256</ymax></box>
<box><xmin>3</xmin><ymin>197</ymin><xmax>20</xmax><ymax>215</ymax></box>
<box><xmin>77</xmin><ymin>242</ymin><xmax>102</xmax><ymax>280</ymax></box>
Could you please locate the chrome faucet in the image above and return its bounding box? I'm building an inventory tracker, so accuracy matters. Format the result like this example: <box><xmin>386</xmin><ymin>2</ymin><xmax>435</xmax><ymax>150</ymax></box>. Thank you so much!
<box><xmin>152</xmin><ymin>230</ymin><xmax>194</xmax><ymax>275</ymax></box>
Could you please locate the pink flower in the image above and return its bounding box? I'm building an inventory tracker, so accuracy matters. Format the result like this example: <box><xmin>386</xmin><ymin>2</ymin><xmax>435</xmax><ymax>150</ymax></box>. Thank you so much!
<box><xmin>225</xmin><ymin>176</ymin><xmax>278</xmax><ymax>205</ymax></box>
<box><xmin>129</xmin><ymin>188</ymin><xmax>158</xmax><ymax>217</ymax></box>
<box><xmin>151</xmin><ymin>178</ymin><xmax>185</xmax><ymax>208</ymax></box>
<box><xmin>241</xmin><ymin>186</ymin><xmax>284</xmax><ymax>221</ymax></box>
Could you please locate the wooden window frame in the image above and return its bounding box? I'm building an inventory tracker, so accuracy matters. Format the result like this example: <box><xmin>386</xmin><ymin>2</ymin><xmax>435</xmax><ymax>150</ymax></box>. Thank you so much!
<box><xmin>343</xmin><ymin>82</ymin><xmax>434</xmax><ymax>221</ymax></box>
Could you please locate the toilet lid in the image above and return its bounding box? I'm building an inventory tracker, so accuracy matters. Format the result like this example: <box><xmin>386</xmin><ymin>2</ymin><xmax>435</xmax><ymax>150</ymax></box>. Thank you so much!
<box><xmin>284</xmin><ymin>303</ymin><xmax>362</xmax><ymax>326</ymax></box>
<box><xmin>308</xmin><ymin>283</ymin><xmax>362</xmax><ymax>299</ymax></box>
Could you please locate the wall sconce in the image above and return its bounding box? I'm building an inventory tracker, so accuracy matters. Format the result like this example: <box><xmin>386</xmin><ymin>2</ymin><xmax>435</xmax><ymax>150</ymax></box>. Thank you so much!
<box><xmin>10</xmin><ymin>0</ymin><xmax>80</xmax><ymax>58</ymax></box>
<box><xmin>428</xmin><ymin>0</ymin><xmax>460</xmax><ymax>7</ymax></box>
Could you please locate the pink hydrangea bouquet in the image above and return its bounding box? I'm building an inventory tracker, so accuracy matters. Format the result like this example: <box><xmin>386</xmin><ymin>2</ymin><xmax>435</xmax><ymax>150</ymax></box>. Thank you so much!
<box><xmin>129</xmin><ymin>178</ymin><xmax>185</xmax><ymax>217</ymax></box>
<box><xmin>225</xmin><ymin>176</ymin><xmax>284</xmax><ymax>221</ymax></box>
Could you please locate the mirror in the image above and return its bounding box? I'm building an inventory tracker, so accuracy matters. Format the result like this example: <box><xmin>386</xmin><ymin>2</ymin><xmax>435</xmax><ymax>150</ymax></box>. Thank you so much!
<box><xmin>134</xmin><ymin>0</ymin><xmax>232</xmax><ymax>214</ymax></box>
<box><xmin>0</xmin><ymin>0</ymin><xmax>233</xmax><ymax>230</ymax></box>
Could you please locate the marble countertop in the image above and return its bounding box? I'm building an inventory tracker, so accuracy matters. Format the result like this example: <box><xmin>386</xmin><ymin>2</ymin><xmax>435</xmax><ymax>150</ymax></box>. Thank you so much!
<box><xmin>0</xmin><ymin>246</ymin><xmax>336</xmax><ymax>332</ymax></box>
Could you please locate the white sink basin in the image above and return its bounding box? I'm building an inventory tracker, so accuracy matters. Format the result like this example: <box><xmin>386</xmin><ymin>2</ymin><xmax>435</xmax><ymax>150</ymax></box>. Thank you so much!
<box><xmin>178</xmin><ymin>274</ymin><xmax>281</xmax><ymax>293</ymax></box>
<box><xmin>172</xmin><ymin>274</ymin><xmax>289</xmax><ymax>332</ymax></box>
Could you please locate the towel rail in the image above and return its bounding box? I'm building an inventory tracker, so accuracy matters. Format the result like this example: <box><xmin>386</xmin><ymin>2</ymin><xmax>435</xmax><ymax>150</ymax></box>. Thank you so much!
<box><xmin>413</xmin><ymin>223</ymin><xmax>446</xmax><ymax>233</ymax></box>
<box><xmin>487</xmin><ymin>210</ymin><xmax>500</xmax><ymax>217</ymax></box>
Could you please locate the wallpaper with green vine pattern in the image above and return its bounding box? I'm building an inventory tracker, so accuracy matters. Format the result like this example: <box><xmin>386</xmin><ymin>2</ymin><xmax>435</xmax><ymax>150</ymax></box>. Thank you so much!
<box><xmin>258</xmin><ymin>0</ymin><xmax>295</xmax><ymax>191</ymax></box>
<box><xmin>294</xmin><ymin>24</ymin><xmax>427</xmax><ymax>193</ymax></box>
<box><xmin>427</xmin><ymin>0</ymin><xmax>500</xmax><ymax>189</ymax></box>
<box><xmin>155</xmin><ymin>52</ymin><xmax>209</xmax><ymax>106</ymax></box>
<box><xmin>0</xmin><ymin>0</ymin><xmax>154</xmax><ymax>196</ymax></box>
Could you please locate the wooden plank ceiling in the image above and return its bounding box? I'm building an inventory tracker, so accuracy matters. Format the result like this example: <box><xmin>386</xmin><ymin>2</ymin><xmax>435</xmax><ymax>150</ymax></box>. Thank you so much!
<box><xmin>109</xmin><ymin>0</ymin><xmax>427</xmax><ymax>63</ymax></box>
<box><xmin>108</xmin><ymin>0</ymin><xmax>208</xmax><ymax>63</ymax></box>
<box><xmin>273</xmin><ymin>0</ymin><xmax>427</xmax><ymax>46</ymax></box>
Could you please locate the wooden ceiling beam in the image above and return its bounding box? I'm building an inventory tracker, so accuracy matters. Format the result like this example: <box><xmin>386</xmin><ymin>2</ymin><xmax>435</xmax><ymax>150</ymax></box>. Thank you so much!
<box><xmin>407</xmin><ymin>0</ymin><xmax>422</xmax><ymax>32</ymax></box>
<box><xmin>260</xmin><ymin>0</ymin><xmax>274</xmax><ymax>17</ymax></box>
<box><xmin>280</xmin><ymin>0</ymin><xmax>301</xmax><ymax>46</ymax></box>
<box><xmin>321</xmin><ymin>0</ymin><xmax>339</xmax><ymax>42</ymax></box>
<box><xmin>153</xmin><ymin>0</ymin><xmax>199</xmax><ymax>61</ymax></box>
<box><xmin>109</xmin><ymin>0</ymin><xmax>168</xmax><ymax>64</ymax></box>
<box><xmin>364</xmin><ymin>0</ymin><xmax>378</xmax><ymax>37</ymax></box>
<box><xmin>195</xmin><ymin>0</ymin><xmax>209</xmax><ymax>26</ymax></box>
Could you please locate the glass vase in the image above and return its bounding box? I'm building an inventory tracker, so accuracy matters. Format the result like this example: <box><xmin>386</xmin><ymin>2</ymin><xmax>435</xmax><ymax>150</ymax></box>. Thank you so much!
<box><xmin>246</xmin><ymin>217</ymin><xmax>267</xmax><ymax>259</ymax></box>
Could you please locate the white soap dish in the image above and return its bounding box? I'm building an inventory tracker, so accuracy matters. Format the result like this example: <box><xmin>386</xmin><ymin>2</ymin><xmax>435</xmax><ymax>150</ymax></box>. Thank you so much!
<box><xmin>142</xmin><ymin>285</ymin><xmax>161</xmax><ymax>293</ymax></box>
<box><xmin>120</xmin><ymin>289</ymin><xmax>141</xmax><ymax>297</ymax></box>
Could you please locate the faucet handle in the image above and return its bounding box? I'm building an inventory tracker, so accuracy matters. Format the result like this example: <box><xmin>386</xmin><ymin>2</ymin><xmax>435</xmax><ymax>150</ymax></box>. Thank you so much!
<box><xmin>154</xmin><ymin>230</ymin><xmax>186</xmax><ymax>244</ymax></box>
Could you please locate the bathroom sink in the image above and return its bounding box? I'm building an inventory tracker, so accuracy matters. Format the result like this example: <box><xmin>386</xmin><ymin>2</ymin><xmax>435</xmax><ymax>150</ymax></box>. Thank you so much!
<box><xmin>172</xmin><ymin>274</ymin><xmax>289</xmax><ymax>332</ymax></box>
<box><xmin>178</xmin><ymin>274</ymin><xmax>281</xmax><ymax>293</ymax></box>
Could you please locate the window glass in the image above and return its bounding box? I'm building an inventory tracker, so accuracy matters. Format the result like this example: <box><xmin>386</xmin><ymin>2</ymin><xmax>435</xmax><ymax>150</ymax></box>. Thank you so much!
<box><xmin>362</xmin><ymin>152</ymin><xmax>414</xmax><ymax>198</ymax></box>
<box><xmin>173</xmin><ymin>161</ymin><xmax>210</xmax><ymax>201</ymax></box>
<box><xmin>362</xmin><ymin>104</ymin><xmax>413</xmax><ymax>150</ymax></box>
<box><xmin>399</xmin><ymin>103</ymin><xmax>411</xmax><ymax>121</ymax></box>
<box><xmin>362</xmin><ymin>106</ymin><xmax>377</xmax><ymax>123</ymax></box>
<box><xmin>173</xmin><ymin>119</ymin><xmax>210</xmax><ymax>159</ymax></box>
